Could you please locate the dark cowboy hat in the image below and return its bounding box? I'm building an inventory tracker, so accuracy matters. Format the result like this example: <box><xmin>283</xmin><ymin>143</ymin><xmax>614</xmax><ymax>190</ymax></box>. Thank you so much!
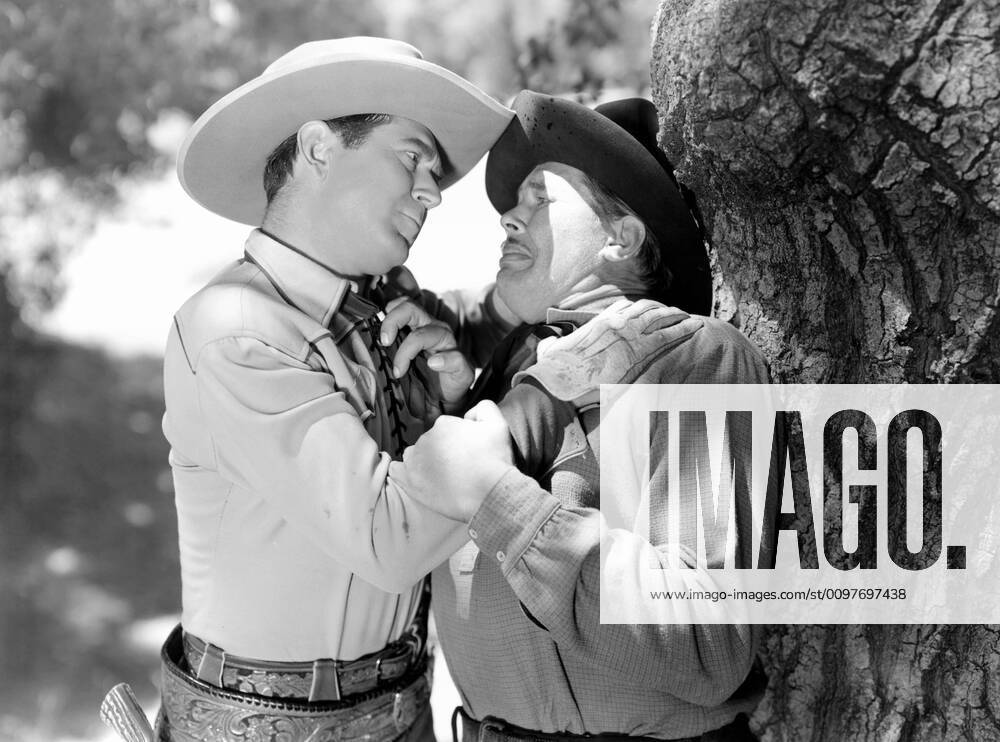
<box><xmin>485</xmin><ymin>91</ymin><xmax>711</xmax><ymax>316</ymax></box>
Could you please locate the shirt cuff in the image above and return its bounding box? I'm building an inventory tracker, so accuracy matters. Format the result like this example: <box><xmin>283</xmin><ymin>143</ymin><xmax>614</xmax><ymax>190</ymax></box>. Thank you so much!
<box><xmin>467</xmin><ymin>468</ymin><xmax>560</xmax><ymax>575</ymax></box>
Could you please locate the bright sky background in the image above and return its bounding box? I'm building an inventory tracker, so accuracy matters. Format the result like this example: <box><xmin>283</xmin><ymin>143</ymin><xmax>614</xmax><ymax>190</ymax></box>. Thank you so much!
<box><xmin>39</xmin><ymin>157</ymin><xmax>505</xmax><ymax>356</ymax></box>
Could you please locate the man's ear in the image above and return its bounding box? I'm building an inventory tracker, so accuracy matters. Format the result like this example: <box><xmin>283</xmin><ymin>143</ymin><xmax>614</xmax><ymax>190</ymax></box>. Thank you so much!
<box><xmin>296</xmin><ymin>121</ymin><xmax>337</xmax><ymax>175</ymax></box>
<box><xmin>600</xmin><ymin>215</ymin><xmax>646</xmax><ymax>262</ymax></box>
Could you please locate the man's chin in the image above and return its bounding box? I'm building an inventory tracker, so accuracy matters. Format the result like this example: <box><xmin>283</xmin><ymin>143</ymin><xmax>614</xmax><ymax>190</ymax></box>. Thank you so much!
<box><xmin>364</xmin><ymin>240</ymin><xmax>410</xmax><ymax>276</ymax></box>
<box><xmin>495</xmin><ymin>277</ymin><xmax>545</xmax><ymax>325</ymax></box>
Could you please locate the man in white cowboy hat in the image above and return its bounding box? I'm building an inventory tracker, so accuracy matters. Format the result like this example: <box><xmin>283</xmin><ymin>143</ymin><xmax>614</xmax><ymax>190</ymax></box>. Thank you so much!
<box><xmin>381</xmin><ymin>92</ymin><xmax>773</xmax><ymax>741</ymax></box>
<box><xmin>118</xmin><ymin>37</ymin><xmax>515</xmax><ymax>742</ymax></box>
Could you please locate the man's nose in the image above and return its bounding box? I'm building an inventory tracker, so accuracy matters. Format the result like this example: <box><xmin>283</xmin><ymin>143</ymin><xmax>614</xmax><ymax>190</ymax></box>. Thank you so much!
<box><xmin>501</xmin><ymin>208</ymin><xmax>524</xmax><ymax>234</ymax></box>
<box><xmin>412</xmin><ymin>170</ymin><xmax>442</xmax><ymax>209</ymax></box>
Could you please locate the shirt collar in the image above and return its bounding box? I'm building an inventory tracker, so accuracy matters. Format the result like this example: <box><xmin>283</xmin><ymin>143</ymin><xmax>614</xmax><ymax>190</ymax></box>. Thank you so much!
<box><xmin>243</xmin><ymin>229</ymin><xmax>379</xmax><ymax>326</ymax></box>
<box><xmin>544</xmin><ymin>286</ymin><xmax>632</xmax><ymax>326</ymax></box>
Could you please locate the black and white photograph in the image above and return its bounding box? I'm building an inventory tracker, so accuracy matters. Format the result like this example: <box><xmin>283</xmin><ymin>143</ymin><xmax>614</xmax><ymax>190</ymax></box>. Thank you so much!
<box><xmin>1</xmin><ymin>1</ymin><xmax>997</xmax><ymax>741</ymax></box>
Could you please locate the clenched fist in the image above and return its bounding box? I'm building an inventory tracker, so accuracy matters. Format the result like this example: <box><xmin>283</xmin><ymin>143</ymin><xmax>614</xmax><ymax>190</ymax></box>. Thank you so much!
<box><xmin>390</xmin><ymin>401</ymin><xmax>515</xmax><ymax>522</ymax></box>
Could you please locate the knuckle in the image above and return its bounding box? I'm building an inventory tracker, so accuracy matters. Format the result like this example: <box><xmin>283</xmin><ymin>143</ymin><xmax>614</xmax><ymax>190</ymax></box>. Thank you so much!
<box><xmin>386</xmin><ymin>296</ymin><xmax>414</xmax><ymax>311</ymax></box>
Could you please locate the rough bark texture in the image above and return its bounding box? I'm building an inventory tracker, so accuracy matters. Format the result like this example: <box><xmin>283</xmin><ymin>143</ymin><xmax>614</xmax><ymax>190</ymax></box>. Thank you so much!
<box><xmin>651</xmin><ymin>1</ymin><xmax>1000</xmax><ymax>740</ymax></box>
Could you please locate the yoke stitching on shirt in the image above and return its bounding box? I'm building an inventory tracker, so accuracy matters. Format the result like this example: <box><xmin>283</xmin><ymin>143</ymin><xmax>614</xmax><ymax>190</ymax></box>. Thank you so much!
<box><xmin>239</xmin><ymin>261</ymin><xmax>314</xmax><ymax>361</ymax></box>
<box><xmin>191</xmin><ymin>335</ymin><xmax>357</xmax><ymax>495</ymax></box>
<box><xmin>183</xmin><ymin>264</ymin><xmax>314</xmax><ymax>367</ymax></box>
<box><xmin>189</xmin><ymin>308</ymin><xmax>314</xmax><ymax>366</ymax></box>
<box><xmin>200</xmin><ymin>335</ymin><xmax>332</xmax><ymax>379</ymax></box>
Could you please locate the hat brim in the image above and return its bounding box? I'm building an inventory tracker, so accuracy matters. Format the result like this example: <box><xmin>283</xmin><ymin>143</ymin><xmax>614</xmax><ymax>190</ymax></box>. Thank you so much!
<box><xmin>178</xmin><ymin>52</ymin><xmax>513</xmax><ymax>225</ymax></box>
<box><xmin>485</xmin><ymin>91</ymin><xmax>711</xmax><ymax>314</ymax></box>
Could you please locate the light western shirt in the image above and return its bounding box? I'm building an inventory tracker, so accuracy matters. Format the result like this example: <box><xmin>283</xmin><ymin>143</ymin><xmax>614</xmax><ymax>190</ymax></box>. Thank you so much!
<box><xmin>162</xmin><ymin>230</ymin><xmax>469</xmax><ymax>661</ymax></box>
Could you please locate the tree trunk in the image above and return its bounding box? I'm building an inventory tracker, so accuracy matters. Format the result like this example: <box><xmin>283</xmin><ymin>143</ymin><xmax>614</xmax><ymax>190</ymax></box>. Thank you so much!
<box><xmin>650</xmin><ymin>0</ymin><xmax>1000</xmax><ymax>739</ymax></box>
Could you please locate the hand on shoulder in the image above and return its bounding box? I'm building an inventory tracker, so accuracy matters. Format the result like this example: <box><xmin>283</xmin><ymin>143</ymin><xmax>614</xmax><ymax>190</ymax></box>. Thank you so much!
<box><xmin>514</xmin><ymin>298</ymin><xmax>704</xmax><ymax>401</ymax></box>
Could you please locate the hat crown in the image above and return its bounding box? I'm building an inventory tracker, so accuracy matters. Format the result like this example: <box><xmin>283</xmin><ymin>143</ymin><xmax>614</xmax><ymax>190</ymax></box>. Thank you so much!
<box><xmin>593</xmin><ymin>98</ymin><xmax>678</xmax><ymax>185</ymax></box>
<box><xmin>264</xmin><ymin>37</ymin><xmax>423</xmax><ymax>76</ymax></box>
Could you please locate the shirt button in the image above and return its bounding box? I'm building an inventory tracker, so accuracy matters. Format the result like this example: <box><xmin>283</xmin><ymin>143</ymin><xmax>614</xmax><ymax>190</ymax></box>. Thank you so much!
<box><xmin>496</xmin><ymin>551</ymin><xmax>506</xmax><ymax>563</ymax></box>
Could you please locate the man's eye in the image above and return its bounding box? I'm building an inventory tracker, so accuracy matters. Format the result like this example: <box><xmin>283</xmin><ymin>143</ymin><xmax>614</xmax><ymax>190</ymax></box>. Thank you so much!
<box><xmin>404</xmin><ymin>151</ymin><xmax>419</xmax><ymax>164</ymax></box>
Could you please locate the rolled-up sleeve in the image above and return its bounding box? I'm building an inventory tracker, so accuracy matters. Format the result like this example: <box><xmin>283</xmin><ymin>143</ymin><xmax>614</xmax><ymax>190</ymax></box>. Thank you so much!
<box><xmin>193</xmin><ymin>336</ymin><xmax>469</xmax><ymax>593</ymax></box>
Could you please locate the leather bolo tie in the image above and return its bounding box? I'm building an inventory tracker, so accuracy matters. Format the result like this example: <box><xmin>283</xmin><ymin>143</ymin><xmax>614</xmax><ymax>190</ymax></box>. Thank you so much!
<box><xmin>340</xmin><ymin>290</ymin><xmax>408</xmax><ymax>454</ymax></box>
<box><xmin>252</xmin><ymin>230</ymin><xmax>409</xmax><ymax>453</ymax></box>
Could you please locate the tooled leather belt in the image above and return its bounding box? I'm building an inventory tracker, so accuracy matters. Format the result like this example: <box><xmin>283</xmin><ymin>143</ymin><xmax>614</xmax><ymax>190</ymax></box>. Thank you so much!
<box><xmin>182</xmin><ymin>625</ymin><xmax>423</xmax><ymax>702</ymax></box>
<box><xmin>158</xmin><ymin>625</ymin><xmax>431</xmax><ymax>742</ymax></box>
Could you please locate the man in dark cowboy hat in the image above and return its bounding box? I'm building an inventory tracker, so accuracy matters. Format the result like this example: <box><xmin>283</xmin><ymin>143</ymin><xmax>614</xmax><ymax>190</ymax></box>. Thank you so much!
<box><xmin>101</xmin><ymin>38</ymin><xmax>516</xmax><ymax>742</ymax></box>
<box><xmin>384</xmin><ymin>91</ymin><xmax>772</xmax><ymax>741</ymax></box>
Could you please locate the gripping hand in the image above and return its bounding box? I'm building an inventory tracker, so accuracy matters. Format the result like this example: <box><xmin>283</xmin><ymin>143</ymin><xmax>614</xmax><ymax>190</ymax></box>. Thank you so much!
<box><xmin>513</xmin><ymin>299</ymin><xmax>702</xmax><ymax>402</ymax></box>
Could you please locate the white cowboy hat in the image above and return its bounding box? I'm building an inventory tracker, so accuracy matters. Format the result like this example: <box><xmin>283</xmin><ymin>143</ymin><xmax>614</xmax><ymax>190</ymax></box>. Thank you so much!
<box><xmin>177</xmin><ymin>37</ymin><xmax>513</xmax><ymax>225</ymax></box>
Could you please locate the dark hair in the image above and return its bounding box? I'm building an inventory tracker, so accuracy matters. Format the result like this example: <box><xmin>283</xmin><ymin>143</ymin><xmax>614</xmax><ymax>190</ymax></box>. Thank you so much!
<box><xmin>262</xmin><ymin>113</ymin><xmax>393</xmax><ymax>204</ymax></box>
<box><xmin>578</xmin><ymin>172</ymin><xmax>672</xmax><ymax>303</ymax></box>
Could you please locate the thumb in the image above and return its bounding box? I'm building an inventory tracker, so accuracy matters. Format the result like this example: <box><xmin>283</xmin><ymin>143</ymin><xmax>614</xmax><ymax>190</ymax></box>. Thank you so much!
<box><xmin>463</xmin><ymin>399</ymin><xmax>505</xmax><ymax>424</ymax></box>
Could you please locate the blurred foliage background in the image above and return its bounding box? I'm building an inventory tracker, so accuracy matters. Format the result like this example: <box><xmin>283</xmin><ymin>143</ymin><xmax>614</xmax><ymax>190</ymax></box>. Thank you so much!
<box><xmin>0</xmin><ymin>0</ymin><xmax>655</xmax><ymax>739</ymax></box>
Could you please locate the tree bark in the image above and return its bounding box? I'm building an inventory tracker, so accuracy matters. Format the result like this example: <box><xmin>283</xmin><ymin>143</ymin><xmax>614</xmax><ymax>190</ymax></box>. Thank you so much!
<box><xmin>651</xmin><ymin>0</ymin><xmax>1000</xmax><ymax>739</ymax></box>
